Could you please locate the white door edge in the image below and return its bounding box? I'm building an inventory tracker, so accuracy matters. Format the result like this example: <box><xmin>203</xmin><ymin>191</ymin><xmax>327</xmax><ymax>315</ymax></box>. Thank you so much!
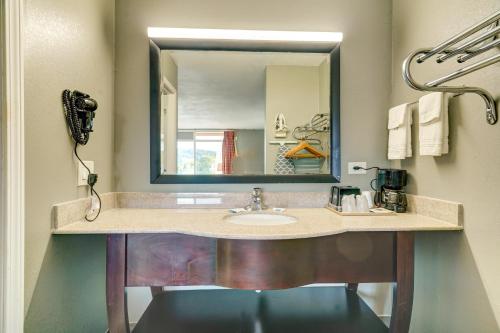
<box><xmin>1</xmin><ymin>0</ymin><xmax>25</xmax><ymax>332</ymax></box>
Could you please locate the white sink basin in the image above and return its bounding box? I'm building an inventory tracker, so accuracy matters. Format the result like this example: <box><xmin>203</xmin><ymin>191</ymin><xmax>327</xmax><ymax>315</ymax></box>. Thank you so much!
<box><xmin>225</xmin><ymin>212</ymin><xmax>297</xmax><ymax>226</ymax></box>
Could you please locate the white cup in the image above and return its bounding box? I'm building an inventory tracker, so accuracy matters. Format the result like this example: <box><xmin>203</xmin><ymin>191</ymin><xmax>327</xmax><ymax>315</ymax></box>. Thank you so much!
<box><xmin>356</xmin><ymin>195</ymin><xmax>369</xmax><ymax>212</ymax></box>
<box><xmin>361</xmin><ymin>191</ymin><xmax>374</xmax><ymax>208</ymax></box>
<box><xmin>341</xmin><ymin>194</ymin><xmax>356</xmax><ymax>212</ymax></box>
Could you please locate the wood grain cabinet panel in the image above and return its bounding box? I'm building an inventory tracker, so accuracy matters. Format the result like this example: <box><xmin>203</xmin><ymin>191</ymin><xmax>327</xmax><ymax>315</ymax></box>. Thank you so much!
<box><xmin>109</xmin><ymin>232</ymin><xmax>414</xmax><ymax>333</ymax></box>
<box><xmin>217</xmin><ymin>232</ymin><xmax>395</xmax><ymax>289</ymax></box>
<box><xmin>126</xmin><ymin>232</ymin><xmax>395</xmax><ymax>289</ymax></box>
<box><xmin>127</xmin><ymin>234</ymin><xmax>216</xmax><ymax>286</ymax></box>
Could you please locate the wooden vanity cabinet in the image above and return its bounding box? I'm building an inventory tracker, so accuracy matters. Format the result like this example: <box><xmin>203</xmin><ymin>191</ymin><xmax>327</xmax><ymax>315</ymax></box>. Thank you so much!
<box><xmin>107</xmin><ymin>231</ymin><xmax>414</xmax><ymax>333</ymax></box>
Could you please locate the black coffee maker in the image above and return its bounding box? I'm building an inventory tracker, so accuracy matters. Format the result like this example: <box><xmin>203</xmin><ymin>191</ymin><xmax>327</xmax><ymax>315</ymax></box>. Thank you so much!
<box><xmin>374</xmin><ymin>169</ymin><xmax>408</xmax><ymax>213</ymax></box>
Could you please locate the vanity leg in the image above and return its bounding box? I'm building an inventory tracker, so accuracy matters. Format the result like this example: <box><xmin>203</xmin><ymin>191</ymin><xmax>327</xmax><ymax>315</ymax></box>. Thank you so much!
<box><xmin>150</xmin><ymin>286</ymin><xmax>164</xmax><ymax>298</ymax></box>
<box><xmin>345</xmin><ymin>283</ymin><xmax>358</xmax><ymax>292</ymax></box>
<box><xmin>106</xmin><ymin>234</ymin><xmax>130</xmax><ymax>333</ymax></box>
<box><xmin>389</xmin><ymin>232</ymin><xmax>414</xmax><ymax>333</ymax></box>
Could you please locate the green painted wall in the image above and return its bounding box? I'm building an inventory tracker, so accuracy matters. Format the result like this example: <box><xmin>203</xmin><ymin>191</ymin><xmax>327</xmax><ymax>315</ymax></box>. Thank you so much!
<box><xmin>23</xmin><ymin>0</ymin><xmax>115</xmax><ymax>331</ymax></box>
<box><xmin>25</xmin><ymin>236</ymin><xmax>107</xmax><ymax>332</ymax></box>
<box><xmin>391</xmin><ymin>0</ymin><xmax>500</xmax><ymax>331</ymax></box>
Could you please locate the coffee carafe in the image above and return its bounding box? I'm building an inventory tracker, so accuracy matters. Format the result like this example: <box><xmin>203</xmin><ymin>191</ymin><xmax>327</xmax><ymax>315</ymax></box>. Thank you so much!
<box><xmin>374</xmin><ymin>169</ymin><xmax>408</xmax><ymax>213</ymax></box>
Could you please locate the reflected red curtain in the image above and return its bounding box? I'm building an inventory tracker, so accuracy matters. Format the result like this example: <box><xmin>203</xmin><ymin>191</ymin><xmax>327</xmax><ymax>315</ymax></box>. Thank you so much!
<box><xmin>222</xmin><ymin>131</ymin><xmax>236</xmax><ymax>174</ymax></box>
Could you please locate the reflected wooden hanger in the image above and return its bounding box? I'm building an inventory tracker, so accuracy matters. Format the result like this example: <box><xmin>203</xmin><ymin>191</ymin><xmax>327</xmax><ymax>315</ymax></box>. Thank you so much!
<box><xmin>284</xmin><ymin>140</ymin><xmax>327</xmax><ymax>159</ymax></box>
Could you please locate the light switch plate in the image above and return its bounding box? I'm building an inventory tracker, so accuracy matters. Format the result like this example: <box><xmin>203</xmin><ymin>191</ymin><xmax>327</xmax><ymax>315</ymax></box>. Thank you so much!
<box><xmin>78</xmin><ymin>160</ymin><xmax>94</xmax><ymax>186</ymax></box>
<box><xmin>348</xmin><ymin>162</ymin><xmax>367</xmax><ymax>175</ymax></box>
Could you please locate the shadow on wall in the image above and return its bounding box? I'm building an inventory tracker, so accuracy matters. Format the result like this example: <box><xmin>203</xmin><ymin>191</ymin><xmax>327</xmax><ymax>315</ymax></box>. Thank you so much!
<box><xmin>411</xmin><ymin>232</ymin><xmax>498</xmax><ymax>333</ymax></box>
<box><xmin>24</xmin><ymin>235</ymin><xmax>107</xmax><ymax>333</ymax></box>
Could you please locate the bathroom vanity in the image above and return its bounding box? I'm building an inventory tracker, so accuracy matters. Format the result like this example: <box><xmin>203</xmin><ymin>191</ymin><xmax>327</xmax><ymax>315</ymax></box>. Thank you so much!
<box><xmin>52</xmin><ymin>192</ymin><xmax>462</xmax><ymax>333</ymax></box>
<box><xmin>109</xmin><ymin>231</ymin><xmax>410</xmax><ymax>333</ymax></box>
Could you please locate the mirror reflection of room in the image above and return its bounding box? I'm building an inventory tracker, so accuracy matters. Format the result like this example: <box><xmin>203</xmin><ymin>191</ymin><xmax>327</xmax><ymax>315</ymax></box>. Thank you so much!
<box><xmin>159</xmin><ymin>50</ymin><xmax>331</xmax><ymax>176</ymax></box>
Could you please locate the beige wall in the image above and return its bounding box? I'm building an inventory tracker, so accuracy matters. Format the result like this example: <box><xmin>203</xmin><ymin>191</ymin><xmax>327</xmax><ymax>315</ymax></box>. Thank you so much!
<box><xmin>318</xmin><ymin>57</ymin><xmax>330</xmax><ymax>115</ymax></box>
<box><xmin>114</xmin><ymin>0</ymin><xmax>392</xmax><ymax>192</ymax></box>
<box><xmin>265</xmin><ymin>65</ymin><xmax>321</xmax><ymax>174</ymax></box>
<box><xmin>391</xmin><ymin>0</ymin><xmax>500</xmax><ymax>331</ymax></box>
<box><xmin>23</xmin><ymin>0</ymin><xmax>115</xmax><ymax>331</ymax></box>
<box><xmin>233</xmin><ymin>129</ymin><xmax>265</xmax><ymax>175</ymax></box>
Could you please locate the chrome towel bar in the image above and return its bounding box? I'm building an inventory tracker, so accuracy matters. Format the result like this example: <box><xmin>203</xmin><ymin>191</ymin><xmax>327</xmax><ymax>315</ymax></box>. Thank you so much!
<box><xmin>402</xmin><ymin>10</ymin><xmax>500</xmax><ymax>125</ymax></box>
<box><xmin>408</xmin><ymin>93</ymin><xmax>463</xmax><ymax>107</ymax></box>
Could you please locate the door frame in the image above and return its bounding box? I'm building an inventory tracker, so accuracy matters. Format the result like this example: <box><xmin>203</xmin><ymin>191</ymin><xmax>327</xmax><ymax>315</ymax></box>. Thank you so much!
<box><xmin>1</xmin><ymin>0</ymin><xmax>25</xmax><ymax>332</ymax></box>
<box><xmin>160</xmin><ymin>75</ymin><xmax>177</xmax><ymax>174</ymax></box>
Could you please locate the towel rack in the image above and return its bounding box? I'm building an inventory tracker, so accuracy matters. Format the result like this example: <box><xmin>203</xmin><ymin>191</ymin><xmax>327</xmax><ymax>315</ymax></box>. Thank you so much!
<box><xmin>402</xmin><ymin>10</ymin><xmax>500</xmax><ymax>125</ymax></box>
<box><xmin>408</xmin><ymin>93</ymin><xmax>463</xmax><ymax>106</ymax></box>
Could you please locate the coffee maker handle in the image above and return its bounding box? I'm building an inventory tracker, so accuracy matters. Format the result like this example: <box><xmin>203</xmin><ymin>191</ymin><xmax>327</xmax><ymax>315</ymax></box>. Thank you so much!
<box><xmin>370</xmin><ymin>179</ymin><xmax>383</xmax><ymax>207</ymax></box>
<box><xmin>374</xmin><ymin>191</ymin><xmax>383</xmax><ymax>207</ymax></box>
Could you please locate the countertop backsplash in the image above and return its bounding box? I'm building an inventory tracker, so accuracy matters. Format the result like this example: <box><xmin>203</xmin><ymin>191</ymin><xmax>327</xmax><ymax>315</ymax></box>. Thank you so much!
<box><xmin>52</xmin><ymin>192</ymin><xmax>463</xmax><ymax>229</ymax></box>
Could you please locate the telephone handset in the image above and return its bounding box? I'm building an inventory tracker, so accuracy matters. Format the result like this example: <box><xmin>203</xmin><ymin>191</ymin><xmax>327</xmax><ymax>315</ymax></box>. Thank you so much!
<box><xmin>62</xmin><ymin>89</ymin><xmax>101</xmax><ymax>221</ymax></box>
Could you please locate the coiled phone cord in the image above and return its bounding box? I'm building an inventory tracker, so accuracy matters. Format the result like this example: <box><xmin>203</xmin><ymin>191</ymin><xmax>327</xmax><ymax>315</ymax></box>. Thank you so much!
<box><xmin>62</xmin><ymin>90</ymin><xmax>90</xmax><ymax>145</ymax></box>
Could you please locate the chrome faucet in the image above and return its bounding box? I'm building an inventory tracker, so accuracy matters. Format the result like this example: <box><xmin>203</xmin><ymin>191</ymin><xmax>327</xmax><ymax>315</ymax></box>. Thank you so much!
<box><xmin>245</xmin><ymin>188</ymin><xmax>267</xmax><ymax>211</ymax></box>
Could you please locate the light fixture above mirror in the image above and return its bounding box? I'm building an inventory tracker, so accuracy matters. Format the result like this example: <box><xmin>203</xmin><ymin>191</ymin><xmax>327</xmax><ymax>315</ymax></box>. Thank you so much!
<box><xmin>148</xmin><ymin>27</ymin><xmax>343</xmax><ymax>42</ymax></box>
<box><xmin>148</xmin><ymin>27</ymin><xmax>343</xmax><ymax>52</ymax></box>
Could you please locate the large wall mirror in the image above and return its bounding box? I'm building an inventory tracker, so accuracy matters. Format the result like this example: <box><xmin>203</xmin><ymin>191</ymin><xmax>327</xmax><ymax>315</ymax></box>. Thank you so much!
<box><xmin>149</xmin><ymin>28</ymin><xmax>341</xmax><ymax>183</ymax></box>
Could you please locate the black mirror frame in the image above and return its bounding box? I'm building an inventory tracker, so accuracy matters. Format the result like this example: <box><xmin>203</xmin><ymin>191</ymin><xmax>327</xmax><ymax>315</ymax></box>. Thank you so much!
<box><xmin>149</xmin><ymin>40</ymin><xmax>341</xmax><ymax>184</ymax></box>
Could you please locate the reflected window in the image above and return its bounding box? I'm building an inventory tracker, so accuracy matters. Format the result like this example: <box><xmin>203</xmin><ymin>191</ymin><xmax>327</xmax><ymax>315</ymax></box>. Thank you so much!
<box><xmin>177</xmin><ymin>131</ymin><xmax>224</xmax><ymax>175</ymax></box>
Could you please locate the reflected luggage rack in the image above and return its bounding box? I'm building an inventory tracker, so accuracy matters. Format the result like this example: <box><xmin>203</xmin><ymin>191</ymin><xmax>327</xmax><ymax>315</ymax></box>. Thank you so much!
<box><xmin>402</xmin><ymin>10</ymin><xmax>500</xmax><ymax>125</ymax></box>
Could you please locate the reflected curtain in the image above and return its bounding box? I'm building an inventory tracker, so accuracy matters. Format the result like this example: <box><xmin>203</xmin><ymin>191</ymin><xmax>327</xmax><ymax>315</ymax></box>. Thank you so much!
<box><xmin>222</xmin><ymin>131</ymin><xmax>236</xmax><ymax>174</ymax></box>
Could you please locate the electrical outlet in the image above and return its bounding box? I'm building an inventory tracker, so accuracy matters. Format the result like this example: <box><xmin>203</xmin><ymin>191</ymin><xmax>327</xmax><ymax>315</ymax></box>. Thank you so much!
<box><xmin>78</xmin><ymin>161</ymin><xmax>94</xmax><ymax>186</ymax></box>
<box><xmin>348</xmin><ymin>162</ymin><xmax>367</xmax><ymax>175</ymax></box>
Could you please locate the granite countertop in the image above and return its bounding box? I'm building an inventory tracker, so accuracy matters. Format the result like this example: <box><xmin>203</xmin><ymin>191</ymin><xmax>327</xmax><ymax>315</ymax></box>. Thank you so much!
<box><xmin>52</xmin><ymin>203</ymin><xmax>463</xmax><ymax>240</ymax></box>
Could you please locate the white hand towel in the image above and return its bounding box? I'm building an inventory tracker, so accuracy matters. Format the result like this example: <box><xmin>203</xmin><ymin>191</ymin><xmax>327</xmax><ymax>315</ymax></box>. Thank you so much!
<box><xmin>419</xmin><ymin>92</ymin><xmax>449</xmax><ymax>156</ymax></box>
<box><xmin>388</xmin><ymin>103</ymin><xmax>412</xmax><ymax>160</ymax></box>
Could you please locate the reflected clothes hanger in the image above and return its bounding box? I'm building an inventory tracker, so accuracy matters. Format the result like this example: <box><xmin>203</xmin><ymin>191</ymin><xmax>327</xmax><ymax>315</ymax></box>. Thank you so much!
<box><xmin>284</xmin><ymin>140</ymin><xmax>327</xmax><ymax>159</ymax></box>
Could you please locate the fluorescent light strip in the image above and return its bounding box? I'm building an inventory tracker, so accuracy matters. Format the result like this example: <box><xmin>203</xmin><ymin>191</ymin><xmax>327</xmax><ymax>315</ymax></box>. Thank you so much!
<box><xmin>147</xmin><ymin>27</ymin><xmax>343</xmax><ymax>43</ymax></box>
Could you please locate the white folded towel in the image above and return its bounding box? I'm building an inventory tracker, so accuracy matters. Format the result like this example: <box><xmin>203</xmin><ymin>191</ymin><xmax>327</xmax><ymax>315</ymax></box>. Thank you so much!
<box><xmin>418</xmin><ymin>92</ymin><xmax>449</xmax><ymax>156</ymax></box>
<box><xmin>388</xmin><ymin>103</ymin><xmax>412</xmax><ymax>160</ymax></box>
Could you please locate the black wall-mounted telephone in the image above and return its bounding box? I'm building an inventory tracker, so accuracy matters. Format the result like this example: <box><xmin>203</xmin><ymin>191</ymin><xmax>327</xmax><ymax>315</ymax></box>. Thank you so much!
<box><xmin>62</xmin><ymin>89</ymin><xmax>101</xmax><ymax>221</ymax></box>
